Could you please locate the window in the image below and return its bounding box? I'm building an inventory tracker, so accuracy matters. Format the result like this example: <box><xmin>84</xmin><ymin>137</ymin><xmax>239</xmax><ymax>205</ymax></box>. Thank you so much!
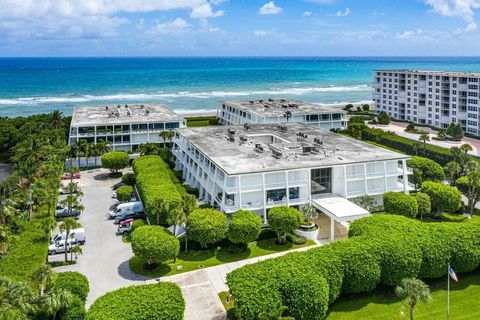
<box><xmin>289</xmin><ymin>187</ymin><xmax>300</xmax><ymax>200</ymax></box>
<box><xmin>307</xmin><ymin>114</ymin><xmax>319</xmax><ymax>122</ymax></box>
<box><xmin>165</xmin><ymin>122</ymin><xmax>180</xmax><ymax>129</ymax></box>
<box><xmin>266</xmin><ymin>189</ymin><xmax>287</xmax><ymax>202</ymax></box>
<box><xmin>310</xmin><ymin>168</ymin><xmax>332</xmax><ymax>195</ymax></box>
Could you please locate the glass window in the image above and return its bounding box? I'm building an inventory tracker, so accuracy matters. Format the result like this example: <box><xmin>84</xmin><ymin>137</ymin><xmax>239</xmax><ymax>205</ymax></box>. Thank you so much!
<box><xmin>139</xmin><ymin>124</ymin><xmax>148</xmax><ymax>130</ymax></box>
<box><xmin>321</xmin><ymin>114</ymin><xmax>330</xmax><ymax>121</ymax></box>
<box><xmin>289</xmin><ymin>187</ymin><xmax>300</xmax><ymax>200</ymax></box>
<box><xmin>332</xmin><ymin>113</ymin><xmax>341</xmax><ymax>120</ymax></box>
<box><xmin>307</xmin><ymin>114</ymin><xmax>319</xmax><ymax>122</ymax></box>
<box><xmin>266</xmin><ymin>189</ymin><xmax>287</xmax><ymax>202</ymax></box>
<box><xmin>311</xmin><ymin>168</ymin><xmax>332</xmax><ymax>195</ymax></box>
<box><xmin>132</xmin><ymin>124</ymin><xmax>139</xmax><ymax>131</ymax></box>
<box><xmin>122</xmin><ymin>135</ymin><xmax>130</xmax><ymax>142</ymax></box>
<box><xmin>166</xmin><ymin>122</ymin><xmax>180</xmax><ymax>129</ymax></box>
<box><xmin>114</xmin><ymin>135</ymin><xmax>122</xmax><ymax>142</ymax></box>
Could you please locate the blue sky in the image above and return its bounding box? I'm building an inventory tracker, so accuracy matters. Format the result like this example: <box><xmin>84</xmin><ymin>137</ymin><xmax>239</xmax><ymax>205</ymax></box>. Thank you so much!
<box><xmin>1</xmin><ymin>0</ymin><xmax>480</xmax><ymax>56</ymax></box>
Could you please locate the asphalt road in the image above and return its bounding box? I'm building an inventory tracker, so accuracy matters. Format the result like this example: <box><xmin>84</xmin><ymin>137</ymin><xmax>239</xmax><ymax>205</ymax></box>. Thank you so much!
<box><xmin>54</xmin><ymin>168</ymin><xmax>148</xmax><ymax>307</ymax></box>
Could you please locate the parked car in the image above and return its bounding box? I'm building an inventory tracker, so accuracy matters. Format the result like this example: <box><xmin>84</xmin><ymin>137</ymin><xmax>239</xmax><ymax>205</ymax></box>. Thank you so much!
<box><xmin>51</xmin><ymin>228</ymin><xmax>85</xmax><ymax>245</ymax></box>
<box><xmin>109</xmin><ymin>201</ymin><xmax>144</xmax><ymax>219</ymax></box>
<box><xmin>55</xmin><ymin>208</ymin><xmax>81</xmax><ymax>219</ymax></box>
<box><xmin>116</xmin><ymin>218</ymin><xmax>135</xmax><ymax>236</ymax></box>
<box><xmin>48</xmin><ymin>239</ymin><xmax>78</xmax><ymax>255</ymax></box>
<box><xmin>115</xmin><ymin>212</ymin><xmax>146</xmax><ymax>224</ymax></box>
<box><xmin>62</xmin><ymin>172</ymin><xmax>80</xmax><ymax>180</ymax></box>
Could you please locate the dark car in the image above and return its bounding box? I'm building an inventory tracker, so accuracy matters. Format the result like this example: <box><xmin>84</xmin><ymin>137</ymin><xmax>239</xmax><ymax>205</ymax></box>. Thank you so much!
<box><xmin>55</xmin><ymin>208</ymin><xmax>81</xmax><ymax>219</ymax></box>
<box><xmin>114</xmin><ymin>212</ymin><xmax>145</xmax><ymax>224</ymax></box>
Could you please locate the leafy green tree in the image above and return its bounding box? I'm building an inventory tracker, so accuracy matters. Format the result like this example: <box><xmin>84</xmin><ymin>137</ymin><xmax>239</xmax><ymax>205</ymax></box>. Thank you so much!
<box><xmin>59</xmin><ymin>219</ymin><xmax>82</xmax><ymax>263</ymax></box>
<box><xmin>344</xmin><ymin>104</ymin><xmax>353</xmax><ymax>111</ymax></box>
<box><xmin>406</xmin><ymin>122</ymin><xmax>415</xmax><ymax>132</ymax></box>
<box><xmin>383</xmin><ymin>192</ymin><xmax>418</xmax><ymax>218</ymax></box>
<box><xmin>407</xmin><ymin>156</ymin><xmax>445</xmax><ymax>187</ymax></box>
<box><xmin>268</xmin><ymin>206</ymin><xmax>303</xmax><ymax>244</ymax></box>
<box><xmin>228</xmin><ymin>210</ymin><xmax>262</xmax><ymax>248</ymax></box>
<box><xmin>418</xmin><ymin>133</ymin><xmax>430</xmax><ymax>152</ymax></box>
<box><xmin>131</xmin><ymin>226</ymin><xmax>180</xmax><ymax>269</ymax></box>
<box><xmin>187</xmin><ymin>208</ymin><xmax>227</xmax><ymax>248</ymax></box>
<box><xmin>413</xmin><ymin>193</ymin><xmax>431</xmax><ymax>222</ymax></box>
<box><xmin>181</xmin><ymin>194</ymin><xmax>198</xmax><ymax>253</ymax></box>
<box><xmin>41</xmin><ymin>217</ymin><xmax>57</xmax><ymax>242</ymax></box>
<box><xmin>0</xmin><ymin>277</ymin><xmax>36</xmax><ymax>319</ymax></box>
<box><xmin>79</xmin><ymin>140</ymin><xmax>93</xmax><ymax>168</ymax></box>
<box><xmin>395</xmin><ymin>278</ymin><xmax>431</xmax><ymax>320</ymax></box>
<box><xmin>136</xmin><ymin>143</ymin><xmax>160</xmax><ymax>156</ymax></box>
<box><xmin>456</xmin><ymin>163</ymin><xmax>480</xmax><ymax>218</ymax></box>
<box><xmin>101</xmin><ymin>151</ymin><xmax>129</xmax><ymax>174</ymax></box>
<box><xmin>362</xmin><ymin>104</ymin><xmax>370</xmax><ymax>111</ymax></box>
<box><xmin>283</xmin><ymin>110</ymin><xmax>292</xmax><ymax>122</ymax></box>
<box><xmin>444</xmin><ymin>161</ymin><xmax>461</xmax><ymax>185</ymax></box>
<box><xmin>94</xmin><ymin>140</ymin><xmax>111</xmax><ymax>166</ymax></box>
<box><xmin>116</xmin><ymin>185</ymin><xmax>133</xmax><ymax>203</ymax></box>
<box><xmin>377</xmin><ymin>111</ymin><xmax>391</xmax><ymax>125</ymax></box>
<box><xmin>159</xmin><ymin>130</ymin><xmax>175</xmax><ymax>148</ymax></box>
<box><xmin>32</xmin><ymin>265</ymin><xmax>55</xmax><ymax>296</ymax></box>
<box><xmin>420</xmin><ymin>181</ymin><xmax>462</xmax><ymax>213</ymax></box>
<box><xmin>39</xmin><ymin>288</ymin><xmax>74</xmax><ymax>320</ymax></box>
<box><xmin>69</xmin><ymin>245</ymin><xmax>83</xmax><ymax>262</ymax></box>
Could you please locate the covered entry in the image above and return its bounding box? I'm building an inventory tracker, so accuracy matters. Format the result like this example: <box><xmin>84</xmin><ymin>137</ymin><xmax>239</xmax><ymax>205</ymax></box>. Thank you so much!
<box><xmin>312</xmin><ymin>195</ymin><xmax>370</xmax><ymax>242</ymax></box>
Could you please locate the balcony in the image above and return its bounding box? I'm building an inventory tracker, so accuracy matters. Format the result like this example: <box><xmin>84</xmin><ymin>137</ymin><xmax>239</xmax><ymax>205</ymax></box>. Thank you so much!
<box><xmin>265</xmin><ymin>199</ymin><xmax>287</xmax><ymax>207</ymax></box>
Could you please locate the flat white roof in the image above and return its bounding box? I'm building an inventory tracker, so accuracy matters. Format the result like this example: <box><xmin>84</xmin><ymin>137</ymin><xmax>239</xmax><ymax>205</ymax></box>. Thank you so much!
<box><xmin>312</xmin><ymin>195</ymin><xmax>370</xmax><ymax>222</ymax></box>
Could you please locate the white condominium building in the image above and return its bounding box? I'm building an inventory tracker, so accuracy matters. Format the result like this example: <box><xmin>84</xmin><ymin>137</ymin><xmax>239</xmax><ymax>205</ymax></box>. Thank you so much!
<box><xmin>69</xmin><ymin>104</ymin><xmax>186</xmax><ymax>152</ymax></box>
<box><xmin>174</xmin><ymin>122</ymin><xmax>412</xmax><ymax>223</ymax></box>
<box><xmin>373</xmin><ymin>70</ymin><xmax>480</xmax><ymax>134</ymax></box>
<box><xmin>218</xmin><ymin>99</ymin><xmax>347</xmax><ymax>131</ymax></box>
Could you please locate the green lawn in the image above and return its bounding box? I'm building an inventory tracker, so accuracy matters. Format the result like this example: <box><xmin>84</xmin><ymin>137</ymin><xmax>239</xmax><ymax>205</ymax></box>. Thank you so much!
<box><xmin>327</xmin><ymin>272</ymin><xmax>480</xmax><ymax>320</ymax></box>
<box><xmin>129</xmin><ymin>238</ymin><xmax>315</xmax><ymax>278</ymax></box>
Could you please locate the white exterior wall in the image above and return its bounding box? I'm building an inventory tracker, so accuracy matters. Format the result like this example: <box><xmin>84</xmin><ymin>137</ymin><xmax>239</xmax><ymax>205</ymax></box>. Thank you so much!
<box><xmin>174</xmin><ymin>135</ymin><xmax>413</xmax><ymax>220</ymax></box>
<box><xmin>373</xmin><ymin>70</ymin><xmax>480</xmax><ymax>134</ymax></box>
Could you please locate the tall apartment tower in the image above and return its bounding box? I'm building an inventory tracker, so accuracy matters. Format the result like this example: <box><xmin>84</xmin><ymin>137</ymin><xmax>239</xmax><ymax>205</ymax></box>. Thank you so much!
<box><xmin>372</xmin><ymin>70</ymin><xmax>480</xmax><ymax>135</ymax></box>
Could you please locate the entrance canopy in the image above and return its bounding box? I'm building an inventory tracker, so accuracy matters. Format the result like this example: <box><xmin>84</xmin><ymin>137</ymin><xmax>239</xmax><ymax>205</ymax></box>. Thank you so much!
<box><xmin>312</xmin><ymin>195</ymin><xmax>370</xmax><ymax>241</ymax></box>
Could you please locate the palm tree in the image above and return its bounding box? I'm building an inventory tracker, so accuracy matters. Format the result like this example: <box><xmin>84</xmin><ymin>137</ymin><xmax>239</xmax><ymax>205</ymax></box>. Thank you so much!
<box><xmin>79</xmin><ymin>140</ymin><xmax>93</xmax><ymax>168</ymax></box>
<box><xmin>41</xmin><ymin>217</ymin><xmax>57</xmax><ymax>242</ymax></box>
<box><xmin>31</xmin><ymin>265</ymin><xmax>55</xmax><ymax>296</ymax></box>
<box><xmin>136</xmin><ymin>143</ymin><xmax>160</xmax><ymax>156</ymax></box>
<box><xmin>69</xmin><ymin>245</ymin><xmax>82</xmax><ymax>262</ymax></box>
<box><xmin>444</xmin><ymin>161</ymin><xmax>461</xmax><ymax>185</ymax></box>
<box><xmin>68</xmin><ymin>142</ymin><xmax>81</xmax><ymax>168</ymax></box>
<box><xmin>462</xmin><ymin>163</ymin><xmax>480</xmax><ymax>219</ymax></box>
<box><xmin>0</xmin><ymin>277</ymin><xmax>36</xmax><ymax>318</ymax></box>
<box><xmin>283</xmin><ymin>110</ymin><xmax>292</xmax><ymax>122</ymax></box>
<box><xmin>460</xmin><ymin>143</ymin><xmax>473</xmax><ymax>154</ymax></box>
<box><xmin>159</xmin><ymin>130</ymin><xmax>175</xmax><ymax>148</ymax></box>
<box><xmin>395</xmin><ymin>278</ymin><xmax>431</xmax><ymax>320</ymax></box>
<box><xmin>59</xmin><ymin>218</ymin><xmax>81</xmax><ymax>262</ymax></box>
<box><xmin>181</xmin><ymin>194</ymin><xmax>198</xmax><ymax>253</ymax></box>
<box><xmin>95</xmin><ymin>139</ymin><xmax>111</xmax><ymax>158</ymax></box>
<box><xmin>60</xmin><ymin>194</ymin><xmax>84</xmax><ymax>218</ymax></box>
<box><xmin>419</xmin><ymin>133</ymin><xmax>430</xmax><ymax>152</ymax></box>
<box><xmin>257</xmin><ymin>301</ymin><xmax>293</xmax><ymax>320</ymax></box>
<box><xmin>65</xmin><ymin>166</ymin><xmax>79</xmax><ymax>183</ymax></box>
<box><xmin>49</xmin><ymin>110</ymin><xmax>64</xmax><ymax>130</ymax></box>
<box><xmin>39</xmin><ymin>288</ymin><xmax>73</xmax><ymax>320</ymax></box>
<box><xmin>152</xmin><ymin>198</ymin><xmax>164</xmax><ymax>226</ymax></box>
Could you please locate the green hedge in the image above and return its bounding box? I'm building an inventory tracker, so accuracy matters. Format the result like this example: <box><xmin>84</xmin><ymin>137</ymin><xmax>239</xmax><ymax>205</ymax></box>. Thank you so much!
<box><xmin>227</xmin><ymin>214</ymin><xmax>480</xmax><ymax>319</ymax></box>
<box><xmin>52</xmin><ymin>271</ymin><xmax>90</xmax><ymax>302</ymax></box>
<box><xmin>407</xmin><ymin>156</ymin><xmax>445</xmax><ymax>185</ymax></box>
<box><xmin>420</xmin><ymin>181</ymin><xmax>462</xmax><ymax>213</ymax></box>
<box><xmin>58</xmin><ymin>295</ymin><xmax>86</xmax><ymax>320</ymax></box>
<box><xmin>383</xmin><ymin>192</ymin><xmax>418</xmax><ymax>218</ymax></box>
<box><xmin>133</xmin><ymin>155</ymin><xmax>182</xmax><ymax>224</ymax></box>
<box><xmin>116</xmin><ymin>185</ymin><xmax>133</xmax><ymax>203</ymax></box>
<box><xmin>86</xmin><ymin>282</ymin><xmax>185</xmax><ymax>320</ymax></box>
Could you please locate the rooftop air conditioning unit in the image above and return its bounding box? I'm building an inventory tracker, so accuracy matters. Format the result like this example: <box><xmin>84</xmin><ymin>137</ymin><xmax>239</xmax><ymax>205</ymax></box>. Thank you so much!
<box><xmin>254</xmin><ymin>143</ymin><xmax>264</xmax><ymax>153</ymax></box>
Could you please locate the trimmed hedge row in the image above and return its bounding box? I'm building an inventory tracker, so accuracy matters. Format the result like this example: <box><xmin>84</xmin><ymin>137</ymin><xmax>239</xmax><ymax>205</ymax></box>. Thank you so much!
<box><xmin>227</xmin><ymin>215</ymin><xmax>480</xmax><ymax>319</ymax></box>
<box><xmin>52</xmin><ymin>271</ymin><xmax>90</xmax><ymax>302</ymax></box>
<box><xmin>133</xmin><ymin>155</ymin><xmax>182</xmax><ymax>224</ymax></box>
<box><xmin>383</xmin><ymin>192</ymin><xmax>418</xmax><ymax>218</ymax></box>
<box><xmin>86</xmin><ymin>282</ymin><xmax>185</xmax><ymax>320</ymax></box>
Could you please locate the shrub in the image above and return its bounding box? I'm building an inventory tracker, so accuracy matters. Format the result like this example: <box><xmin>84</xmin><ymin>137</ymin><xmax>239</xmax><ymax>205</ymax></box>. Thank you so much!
<box><xmin>286</xmin><ymin>233</ymin><xmax>307</xmax><ymax>245</ymax></box>
<box><xmin>267</xmin><ymin>206</ymin><xmax>303</xmax><ymax>244</ymax></box>
<box><xmin>86</xmin><ymin>282</ymin><xmax>184</xmax><ymax>320</ymax></box>
<box><xmin>407</xmin><ymin>156</ymin><xmax>445</xmax><ymax>185</ymax></box>
<box><xmin>131</xmin><ymin>226</ymin><xmax>180</xmax><ymax>268</ymax></box>
<box><xmin>344</xmin><ymin>104</ymin><xmax>353</xmax><ymax>111</ymax></box>
<box><xmin>121</xmin><ymin>172</ymin><xmax>135</xmax><ymax>185</ymax></box>
<box><xmin>187</xmin><ymin>208</ymin><xmax>228</xmax><ymax>248</ymax></box>
<box><xmin>133</xmin><ymin>155</ymin><xmax>182</xmax><ymax>224</ymax></box>
<box><xmin>414</xmin><ymin>192</ymin><xmax>431</xmax><ymax>219</ymax></box>
<box><xmin>419</xmin><ymin>224</ymin><xmax>451</xmax><ymax>278</ymax></box>
<box><xmin>383</xmin><ymin>192</ymin><xmax>418</xmax><ymax>218</ymax></box>
<box><xmin>131</xmin><ymin>219</ymin><xmax>146</xmax><ymax>232</ymax></box>
<box><xmin>228</xmin><ymin>210</ymin><xmax>262</xmax><ymax>246</ymax></box>
<box><xmin>362</xmin><ymin>104</ymin><xmax>370</xmax><ymax>111</ymax></box>
<box><xmin>377</xmin><ymin>111</ymin><xmax>391</xmax><ymax>125</ymax></box>
<box><xmin>52</xmin><ymin>272</ymin><xmax>89</xmax><ymax>302</ymax></box>
<box><xmin>333</xmin><ymin>239</ymin><xmax>380</xmax><ymax>294</ymax></box>
<box><xmin>420</xmin><ymin>181</ymin><xmax>462</xmax><ymax>213</ymax></box>
<box><xmin>116</xmin><ymin>185</ymin><xmax>133</xmax><ymax>203</ymax></box>
<box><xmin>58</xmin><ymin>295</ymin><xmax>86</xmax><ymax>320</ymax></box>
<box><xmin>101</xmin><ymin>151</ymin><xmax>129</xmax><ymax>173</ymax></box>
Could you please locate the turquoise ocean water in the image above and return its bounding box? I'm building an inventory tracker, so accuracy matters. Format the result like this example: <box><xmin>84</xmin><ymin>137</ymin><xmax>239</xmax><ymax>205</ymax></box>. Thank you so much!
<box><xmin>1</xmin><ymin>57</ymin><xmax>480</xmax><ymax>117</ymax></box>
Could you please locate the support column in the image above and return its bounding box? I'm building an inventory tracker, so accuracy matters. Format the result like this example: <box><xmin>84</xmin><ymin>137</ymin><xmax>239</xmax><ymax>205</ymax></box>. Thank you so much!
<box><xmin>402</xmin><ymin>160</ymin><xmax>409</xmax><ymax>194</ymax></box>
<box><xmin>330</xmin><ymin>217</ymin><xmax>335</xmax><ymax>242</ymax></box>
<box><xmin>262</xmin><ymin>173</ymin><xmax>267</xmax><ymax>224</ymax></box>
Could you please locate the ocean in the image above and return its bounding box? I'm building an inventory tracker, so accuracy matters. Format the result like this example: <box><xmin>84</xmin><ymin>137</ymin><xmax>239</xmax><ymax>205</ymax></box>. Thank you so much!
<box><xmin>1</xmin><ymin>57</ymin><xmax>480</xmax><ymax>117</ymax></box>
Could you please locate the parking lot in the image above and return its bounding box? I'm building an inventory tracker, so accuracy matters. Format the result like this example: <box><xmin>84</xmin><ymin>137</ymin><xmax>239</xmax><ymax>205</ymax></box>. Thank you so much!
<box><xmin>53</xmin><ymin>168</ymin><xmax>149</xmax><ymax>307</ymax></box>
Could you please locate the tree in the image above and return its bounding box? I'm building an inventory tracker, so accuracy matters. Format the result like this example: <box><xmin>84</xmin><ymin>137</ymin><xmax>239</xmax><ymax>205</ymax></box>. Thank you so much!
<box><xmin>352</xmin><ymin>195</ymin><xmax>377</xmax><ymax>212</ymax></box>
<box><xmin>116</xmin><ymin>185</ymin><xmax>133</xmax><ymax>203</ymax></box>
<box><xmin>413</xmin><ymin>192</ymin><xmax>431</xmax><ymax>222</ymax></box>
<box><xmin>420</xmin><ymin>181</ymin><xmax>462</xmax><ymax>214</ymax></box>
<box><xmin>60</xmin><ymin>191</ymin><xmax>84</xmax><ymax>218</ymax></box>
<box><xmin>406</xmin><ymin>122</ymin><xmax>415</xmax><ymax>132</ymax></box>
<box><xmin>444</xmin><ymin>161</ymin><xmax>461</xmax><ymax>185</ymax></box>
<box><xmin>136</xmin><ymin>143</ymin><xmax>160</xmax><ymax>156</ymax></box>
<box><xmin>377</xmin><ymin>111</ymin><xmax>391</xmax><ymax>125</ymax></box>
<box><xmin>407</xmin><ymin>156</ymin><xmax>445</xmax><ymax>187</ymax></box>
<box><xmin>41</xmin><ymin>217</ymin><xmax>57</xmax><ymax>241</ymax></box>
<box><xmin>31</xmin><ymin>265</ymin><xmax>55</xmax><ymax>296</ymax></box>
<box><xmin>283</xmin><ymin>111</ymin><xmax>292</xmax><ymax>122</ymax></box>
<box><xmin>344</xmin><ymin>104</ymin><xmax>353</xmax><ymax>111</ymax></box>
<box><xmin>59</xmin><ymin>218</ymin><xmax>82</xmax><ymax>262</ymax></box>
<box><xmin>39</xmin><ymin>288</ymin><xmax>74</xmax><ymax>320</ymax></box>
<box><xmin>362</xmin><ymin>104</ymin><xmax>370</xmax><ymax>111</ymax></box>
<box><xmin>159</xmin><ymin>130</ymin><xmax>175</xmax><ymax>148</ymax></box>
<box><xmin>181</xmin><ymin>194</ymin><xmax>198</xmax><ymax>253</ymax></box>
<box><xmin>186</xmin><ymin>208</ymin><xmax>227</xmax><ymax>248</ymax></box>
<box><xmin>418</xmin><ymin>133</ymin><xmax>430</xmax><ymax>152</ymax></box>
<box><xmin>101</xmin><ymin>151</ymin><xmax>129</xmax><ymax>174</ymax></box>
<box><xmin>0</xmin><ymin>277</ymin><xmax>36</xmax><ymax>318</ymax></box>
<box><xmin>395</xmin><ymin>278</ymin><xmax>431</xmax><ymax>320</ymax></box>
<box><xmin>456</xmin><ymin>162</ymin><xmax>480</xmax><ymax>218</ymax></box>
<box><xmin>79</xmin><ymin>140</ymin><xmax>93</xmax><ymax>168</ymax></box>
<box><xmin>69</xmin><ymin>245</ymin><xmax>83</xmax><ymax>261</ymax></box>
<box><xmin>300</xmin><ymin>205</ymin><xmax>319</xmax><ymax>225</ymax></box>
<box><xmin>460</xmin><ymin>143</ymin><xmax>473</xmax><ymax>154</ymax></box>
<box><xmin>452</xmin><ymin>123</ymin><xmax>464</xmax><ymax>141</ymax></box>
<box><xmin>68</xmin><ymin>142</ymin><xmax>81</xmax><ymax>168</ymax></box>
<box><xmin>228</xmin><ymin>210</ymin><xmax>262</xmax><ymax>248</ymax></box>
<box><xmin>152</xmin><ymin>198</ymin><xmax>165</xmax><ymax>226</ymax></box>
<box><xmin>268</xmin><ymin>206</ymin><xmax>303</xmax><ymax>244</ymax></box>
<box><xmin>65</xmin><ymin>165</ymin><xmax>79</xmax><ymax>183</ymax></box>
<box><xmin>94</xmin><ymin>140</ymin><xmax>111</xmax><ymax>166</ymax></box>
<box><xmin>131</xmin><ymin>225</ymin><xmax>180</xmax><ymax>269</ymax></box>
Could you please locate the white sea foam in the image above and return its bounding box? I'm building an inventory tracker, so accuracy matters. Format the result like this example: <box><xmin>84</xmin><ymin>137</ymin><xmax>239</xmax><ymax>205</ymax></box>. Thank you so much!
<box><xmin>0</xmin><ymin>85</ymin><xmax>371</xmax><ymax>105</ymax></box>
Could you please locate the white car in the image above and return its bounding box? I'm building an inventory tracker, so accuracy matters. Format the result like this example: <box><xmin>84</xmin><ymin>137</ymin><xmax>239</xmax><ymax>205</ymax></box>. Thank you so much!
<box><xmin>48</xmin><ymin>239</ymin><xmax>78</xmax><ymax>255</ymax></box>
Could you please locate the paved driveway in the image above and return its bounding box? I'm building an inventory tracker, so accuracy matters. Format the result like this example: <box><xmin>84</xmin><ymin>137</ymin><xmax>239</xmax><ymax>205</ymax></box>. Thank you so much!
<box><xmin>54</xmin><ymin>168</ymin><xmax>149</xmax><ymax>307</ymax></box>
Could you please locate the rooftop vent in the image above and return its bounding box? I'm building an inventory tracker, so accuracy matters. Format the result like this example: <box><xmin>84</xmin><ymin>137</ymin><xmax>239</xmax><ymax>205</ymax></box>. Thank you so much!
<box><xmin>302</xmin><ymin>146</ymin><xmax>312</xmax><ymax>155</ymax></box>
<box><xmin>227</xmin><ymin>128</ymin><xmax>236</xmax><ymax>135</ymax></box>
<box><xmin>278</xmin><ymin>125</ymin><xmax>288</xmax><ymax>133</ymax></box>
<box><xmin>239</xmin><ymin>136</ymin><xmax>248</xmax><ymax>143</ymax></box>
<box><xmin>272</xmin><ymin>149</ymin><xmax>282</xmax><ymax>159</ymax></box>
<box><xmin>314</xmin><ymin>138</ymin><xmax>323</xmax><ymax>145</ymax></box>
<box><xmin>244</xmin><ymin>123</ymin><xmax>250</xmax><ymax>131</ymax></box>
<box><xmin>254</xmin><ymin>143</ymin><xmax>264</xmax><ymax>153</ymax></box>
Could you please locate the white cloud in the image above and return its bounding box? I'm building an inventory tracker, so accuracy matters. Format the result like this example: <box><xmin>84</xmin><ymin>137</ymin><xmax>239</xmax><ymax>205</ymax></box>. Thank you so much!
<box><xmin>147</xmin><ymin>17</ymin><xmax>190</xmax><ymax>35</ymax></box>
<box><xmin>336</xmin><ymin>7</ymin><xmax>351</xmax><ymax>17</ymax></box>
<box><xmin>302</xmin><ymin>11</ymin><xmax>312</xmax><ymax>17</ymax></box>
<box><xmin>190</xmin><ymin>3</ymin><xmax>224</xmax><ymax>18</ymax></box>
<box><xmin>254</xmin><ymin>29</ymin><xmax>270</xmax><ymax>36</ymax></box>
<box><xmin>396</xmin><ymin>28</ymin><xmax>424</xmax><ymax>39</ymax></box>
<box><xmin>259</xmin><ymin>1</ymin><xmax>282</xmax><ymax>15</ymax></box>
<box><xmin>425</xmin><ymin>0</ymin><xmax>480</xmax><ymax>31</ymax></box>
